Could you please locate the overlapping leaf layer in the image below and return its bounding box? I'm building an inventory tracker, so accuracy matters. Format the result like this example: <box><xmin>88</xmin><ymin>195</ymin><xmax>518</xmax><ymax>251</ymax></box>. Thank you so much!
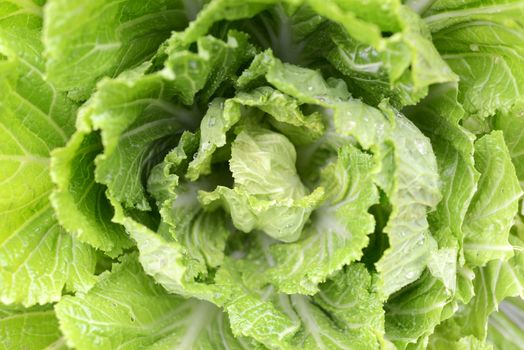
<box><xmin>1</xmin><ymin>1</ymin><xmax>523</xmax><ymax>349</ymax></box>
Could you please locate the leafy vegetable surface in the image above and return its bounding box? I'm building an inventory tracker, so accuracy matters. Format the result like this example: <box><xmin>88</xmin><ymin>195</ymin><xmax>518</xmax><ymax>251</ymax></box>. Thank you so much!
<box><xmin>1</xmin><ymin>0</ymin><xmax>524</xmax><ymax>349</ymax></box>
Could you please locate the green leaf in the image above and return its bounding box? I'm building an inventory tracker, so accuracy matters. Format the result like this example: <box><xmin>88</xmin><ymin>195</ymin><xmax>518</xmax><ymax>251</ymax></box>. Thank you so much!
<box><xmin>187</xmin><ymin>86</ymin><xmax>324</xmax><ymax>181</ymax></box>
<box><xmin>60</xmin><ymin>30</ymin><xmax>254</xmax><ymax>215</ymax></box>
<box><xmin>261</xmin><ymin>145</ymin><xmax>378</xmax><ymax>294</ymax></box>
<box><xmin>186</xmin><ymin>98</ymin><xmax>241</xmax><ymax>181</ymax></box>
<box><xmin>428</xmin><ymin>335</ymin><xmax>493</xmax><ymax>350</ymax></box>
<box><xmin>5</xmin><ymin>1</ymin><xmax>524</xmax><ymax>347</ymax></box>
<box><xmin>110</xmin><ymin>133</ymin><xmax>231</xmax><ymax>302</ymax></box>
<box><xmin>51</xmin><ymin>30</ymin><xmax>254</xmax><ymax>253</ymax></box>
<box><xmin>302</xmin><ymin>0</ymin><xmax>394</xmax><ymax>47</ymax></box>
<box><xmin>375</xmin><ymin>109</ymin><xmax>441</xmax><ymax>296</ymax></box>
<box><xmin>385</xmin><ymin>271</ymin><xmax>449</xmax><ymax>348</ymax></box>
<box><xmin>463</xmin><ymin>131</ymin><xmax>522</xmax><ymax>267</ymax></box>
<box><xmin>200</xmin><ymin>128</ymin><xmax>324</xmax><ymax>242</ymax></box>
<box><xmin>223</xmin><ymin>128</ymin><xmax>310</xmax><ymax>200</ymax></box>
<box><xmin>424</xmin><ymin>1</ymin><xmax>524</xmax><ymax>34</ymax></box>
<box><xmin>162</xmin><ymin>0</ymin><xmax>455</xmax><ymax>108</ymax></box>
<box><xmin>406</xmin><ymin>83</ymin><xmax>480</xmax><ymax>294</ymax></box>
<box><xmin>89</xmin><ymin>68</ymin><xmax>194</xmax><ymax>211</ymax></box>
<box><xmin>312</xmin><ymin>264</ymin><xmax>390</xmax><ymax>349</ymax></box>
<box><xmin>195</xmin><ymin>30</ymin><xmax>257</xmax><ymax>101</ymax></box>
<box><xmin>240</xmin><ymin>53</ymin><xmax>442</xmax><ymax>295</ymax></box>
<box><xmin>200</xmin><ymin>185</ymin><xmax>325</xmax><ymax>243</ymax></box>
<box><xmin>319</xmin><ymin>2</ymin><xmax>457</xmax><ymax>107</ymax></box>
<box><xmin>56</xmin><ymin>253</ymin><xmax>256</xmax><ymax>350</ymax></box>
<box><xmin>112</xmin><ymin>200</ymin><xmax>230</xmax><ymax>303</ymax></box>
<box><xmin>44</xmin><ymin>0</ymin><xmax>189</xmax><ymax>94</ymax></box>
<box><xmin>462</xmin><ymin>236</ymin><xmax>524</xmax><ymax>339</ymax></box>
<box><xmin>50</xmin><ymin>65</ymin><xmax>190</xmax><ymax>254</ymax></box>
<box><xmin>214</xmin><ymin>259</ymin><xmax>299</xmax><ymax>350</ymax></box>
<box><xmin>217</xmin><ymin>259</ymin><xmax>390</xmax><ymax>350</ymax></box>
<box><xmin>428</xmin><ymin>236</ymin><xmax>524</xmax><ymax>345</ymax></box>
<box><xmin>492</xmin><ymin>103</ymin><xmax>524</xmax><ymax>183</ymax></box>
<box><xmin>51</xmin><ymin>131</ymin><xmax>132</xmax><ymax>256</ymax></box>
<box><xmin>407</xmin><ymin>83</ymin><xmax>478</xmax><ymax>247</ymax></box>
<box><xmin>161</xmin><ymin>30</ymin><xmax>256</xmax><ymax>105</ymax></box>
<box><xmin>0</xmin><ymin>3</ymin><xmax>96</xmax><ymax>306</ymax></box>
<box><xmin>233</xmin><ymin>87</ymin><xmax>325</xmax><ymax>145</ymax></box>
<box><xmin>163</xmin><ymin>0</ymin><xmax>279</xmax><ymax>54</ymax></box>
<box><xmin>487</xmin><ymin>297</ymin><xmax>524</xmax><ymax>350</ymax></box>
<box><xmin>0</xmin><ymin>304</ymin><xmax>66</xmax><ymax>350</ymax></box>
<box><xmin>425</xmin><ymin>0</ymin><xmax>524</xmax><ymax>117</ymax></box>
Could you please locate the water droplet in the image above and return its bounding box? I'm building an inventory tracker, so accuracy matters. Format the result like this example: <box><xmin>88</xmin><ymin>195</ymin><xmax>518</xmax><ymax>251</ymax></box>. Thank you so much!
<box><xmin>208</xmin><ymin>117</ymin><xmax>216</xmax><ymax>127</ymax></box>
<box><xmin>376</xmin><ymin>123</ymin><xmax>385</xmax><ymax>136</ymax></box>
<box><xmin>189</xmin><ymin>60</ymin><xmax>198</xmax><ymax>69</ymax></box>
<box><xmin>406</xmin><ymin>271</ymin><xmax>415</xmax><ymax>279</ymax></box>
<box><xmin>469</xmin><ymin>44</ymin><xmax>479</xmax><ymax>52</ymax></box>
<box><xmin>415</xmin><ymin>140</ymin><xmax>427</xmax><ymax>154</ymax></box>
<box><xmin>307</xmin><ymin>86</ymin><xmax>313</xmax><ymax>91</ymax></box>
<box><xmin>358</xmin><ymin>49</ymin><xmax>370</xmax><ymax>60</ymax></box>
<box><xmin>201</xmin><ymin>141</ymin><xmax>211</xmax><ymax>152</ymax></box>
<box><xmin>130</xmin><ymin>316</ymin><xmax>135</xmax><ymax>322</ymax></box>
<box><xmin>227</xmin><ymin>36</ymin><xmax>238</xmax><ymax>48</ymax></box>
